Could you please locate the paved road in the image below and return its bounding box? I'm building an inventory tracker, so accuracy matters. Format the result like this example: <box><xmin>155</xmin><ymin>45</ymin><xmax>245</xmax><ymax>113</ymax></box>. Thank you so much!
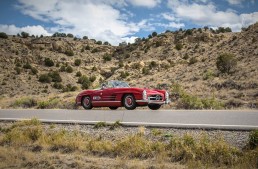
<box><xmin>0</xmin><ymin>109</ymin><xmax>258</xmax><ymax>130</ymax></box>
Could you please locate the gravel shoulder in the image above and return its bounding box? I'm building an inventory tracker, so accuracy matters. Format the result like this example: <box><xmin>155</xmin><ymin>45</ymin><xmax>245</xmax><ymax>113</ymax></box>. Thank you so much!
<box><xmin>0</xmin><ymin>121</ymin><xmax>250</xmax><ymax>149</ymax></box>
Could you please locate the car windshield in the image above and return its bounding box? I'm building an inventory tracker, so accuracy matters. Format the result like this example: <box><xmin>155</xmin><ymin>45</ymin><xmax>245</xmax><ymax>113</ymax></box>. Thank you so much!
<box><xmin>105</xmin><ymin>80</ymin><xmax>130</xmax><ymax>88</ymax></box>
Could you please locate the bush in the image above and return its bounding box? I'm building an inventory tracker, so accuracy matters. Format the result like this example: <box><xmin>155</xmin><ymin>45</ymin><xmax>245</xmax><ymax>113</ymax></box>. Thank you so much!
<box><xmin>65</xmin><ymin>50</ymin><xmax>74</xmax><ymax>56</ymax></box>
<box><xmin>120</xmin><ymin>71</ymin><xmax>129</xmax><ymax>79</ymax></box>
<box><xmin>21</xmin><ymin>32</ymin><xmax>29</xmax><ymax>38</ymax></box>
<box><xmin>96</xmin><ymin>41</ymin><xmax>102</xmax><ymax>45</ymax></box>
<box><xmin>83</xmin><ymin>36</ymin><xmax>88</xmax><ymax>39</ymax></box>
<box><xmin>14</xmin><ymin>67</ymin><xmax>21</xmax><ymax>74</ymax></box>
<box><xmin>66</xmin><ymin>65</ymin><xmax>73</xmax><ymax>73</ymax></box>
<box><xmin>31</xmin><ymin>67</ymin><xmax>38</xmax><ymax>74</ymax></box>
<box><xmin>76</xmin><ymin>71</ymin><xmax>82</xmax><ymax>77</ymax></box>
<box><xmin>142</xmin><ymin>67</ymin><xmax>150</xmax><ymax>75</ymax></box>
<box><xmin>12</xmin><ymin>98</ymin><xmax>37</xmax><ymax>108</ymax></box>
<box><xmin>91</xmin><ymin>48</ymin><xmax>99</xmax><ymax>53</ymax></box>
<box><xmin>59</xmin><ymin>65</ymin><xmax>66</xmax><ymax>72</ymax></box>
<box><xmin>216</xmin><ymin>53</ymin><xmax>237</xmax><ymax>74</ymax></box>
<box><xmin>85</xmin><ymin>45</ymin><xmax>91</xmax><ymax>50</ymax></box>
<box><xmin>44</xmin><ymin>58</ymin><xmax>54</xmax><ymax>67</ymax></box>
<box><xmin>53</xmin><ymin>82</ymin><xmax>63</xmax><ymax>89</ymax></box>
<box><xmin>39</xmin><ymin>74</ymin><xmax>52</xmax><ymax>83</ymax></box>
<box><xmin>183</xmin><ymin>54</ymin><xmax>189</xmax><ymax>60</ymax></box>
<box><xmin>248</xmin><ymin>130</ymin><xmax>258</xmax><ymax>149</ymax></box>
<box><xmin>189</xmin><ymin>57</ymin><xmax>198</xmax><ymax>65</ymax></box>
<box><xmin>152</xmin><ymin>31</ymin><xmax>157</xmax><ymax>37</ymax></box>
<box><xmin>103</xmin><ymin>54</ymin><xmax>112</xmax><ymax>61</ymax></box>
<box><xmin>175</xmin><ymin>43</ymin><xmax>183</xmax><ymax>50</ymax></box>
<box><xmin>89</xmin><ymin>76</ymin><xmax>96</xmax><ymax>82</ymax></box>
<box><xmin>0</xmin><ymin>32</ymin><xmax>8</xmax><ymax>39</ymax></box>
<box><xmin>149</xmin><ymin>61</ymin><xmax>158</xmax><ymax>69</ymax></box>
<box><xmin>78</xmin><ymin>75</ymin><xmax>91</xmax><ymax>89</ymax></box>
<box><xmin>23</xmin><ymin>63</ymin><xmax>32</xmax><ymax>69</ymax></box>
<box><xmin>74</xmin><ymin>59</ymin><xmax>81</xmax><ymax>66</ymax></box>
<box><xmin>48</xmin><ymin>71</ymin><xmax>62</xmax><ymax>82</ymax></box>
<box><xmin>67</xmin><ymin>33</ymin><xmax>74</xmax><ymax>38</ymax></box>
<box><xmin>62</xmin><ymin>84</ymin><xmax>78</xmax><ymax>92</ymax></box>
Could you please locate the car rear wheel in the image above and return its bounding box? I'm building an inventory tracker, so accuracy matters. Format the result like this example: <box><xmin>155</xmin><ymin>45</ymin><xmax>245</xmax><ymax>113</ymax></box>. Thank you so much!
<box><xmin>82</xmin><ymin>96</ymin><xmax>93</xmax><ymax>110</ymax></box>
<box><xmin>123</xmin><ymin>94</ymin><xmax>136</xmax><ymax>110</ymax></box>
<box><xmin>109</xmin><ymin>107</ymin><xmax>118</xmax><ymax>110</ymax></box>
<box><xmin>148</xmin><ymin>104</ymin><xmax>161</xmax><ymax>110</ymax></box>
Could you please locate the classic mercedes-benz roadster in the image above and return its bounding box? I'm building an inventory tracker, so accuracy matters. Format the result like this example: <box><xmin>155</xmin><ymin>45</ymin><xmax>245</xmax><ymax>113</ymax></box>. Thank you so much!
<box><xmin>76</xmin><ymin>80</ymin><xmax>170</xmax><ymax>110</ymax></box>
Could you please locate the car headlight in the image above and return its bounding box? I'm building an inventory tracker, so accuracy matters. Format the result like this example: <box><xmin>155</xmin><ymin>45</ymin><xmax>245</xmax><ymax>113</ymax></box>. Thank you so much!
<box><xmin>142</xmin><ymin>90</ymin><xmax>147</xmax><ymax>100</ymax></box>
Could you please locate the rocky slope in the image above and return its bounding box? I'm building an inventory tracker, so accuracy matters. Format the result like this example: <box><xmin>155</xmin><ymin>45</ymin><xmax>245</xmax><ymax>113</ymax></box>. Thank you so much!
<box><xmin>0</xmin><ymin>23</ymin><xmax>257</xmax><ymax>109</ymax></box>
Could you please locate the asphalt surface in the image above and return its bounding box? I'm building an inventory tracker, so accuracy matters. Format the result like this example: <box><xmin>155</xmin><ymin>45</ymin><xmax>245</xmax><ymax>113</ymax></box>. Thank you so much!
<box><xmin>0</xmin><ymin>109</ymin><xmax>258</xmax><ymax>130</ymax></box>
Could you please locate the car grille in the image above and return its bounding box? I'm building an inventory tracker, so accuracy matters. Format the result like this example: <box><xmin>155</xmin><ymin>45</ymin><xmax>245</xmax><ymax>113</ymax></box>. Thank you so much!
<box><xmin>149</xmin><ymin>95</ymin><xmax>163</xmax><ymax>101</ymax></box>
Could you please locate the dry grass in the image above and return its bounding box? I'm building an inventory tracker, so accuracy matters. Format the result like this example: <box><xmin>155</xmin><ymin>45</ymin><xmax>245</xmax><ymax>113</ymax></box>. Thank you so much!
<box><xmin>0</xmin><ymin>119</ymin><xmax>257</xmax><ymax>168</ymax></box>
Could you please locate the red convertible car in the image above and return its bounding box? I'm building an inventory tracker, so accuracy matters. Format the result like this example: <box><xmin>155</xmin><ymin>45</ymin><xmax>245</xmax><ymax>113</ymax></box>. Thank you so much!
<box><xmin>76</xmin><ymin>80</ymin><xmax>170</xmax><ymax>110</ymax></box>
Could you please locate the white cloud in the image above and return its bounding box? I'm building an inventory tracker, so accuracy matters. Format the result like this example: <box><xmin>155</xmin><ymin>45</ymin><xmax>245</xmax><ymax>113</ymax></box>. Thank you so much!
<box><xmin>227</xmin><ymin>0</ymin><xmax>245</xmax><ymax>5</ymax></box>
<box><xmin>156</xmin><ymin>22</ymin><xmax>185</xmax><ymax>29</ymax></box>
<box><xmin>167</xmin><ymin>0</ymin><xmax>258</xmax><ymax>31</ymax></box>
<box><xmin>14</xmin><ymin>0</ymin><xmax>148</xmax><ymax>45</ymax></box>
<box><xmin>127</xmin><ymin>0</ymin><xmax>161</xmax><ymax>8</ymax></box>
<box><xmin>0</xmin><ymin>24</ymin><xmax>51</xmax><ymax>36</ymax></box>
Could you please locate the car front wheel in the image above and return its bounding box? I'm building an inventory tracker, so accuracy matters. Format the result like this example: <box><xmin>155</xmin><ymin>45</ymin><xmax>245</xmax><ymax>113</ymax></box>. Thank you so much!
<box><xmin>148</xmin><ymin>104</ymin><xmax>161</xmax><ymax>110</ymax></box>
<box><xmin>123</xmin><ymin>94</ymin><xmax>136</xmax><ymax>110</ymax></box>
<box><xmin>82</xmin><ymin>96</ymin><xmax>93</xmax><ymax>110</ymax></box>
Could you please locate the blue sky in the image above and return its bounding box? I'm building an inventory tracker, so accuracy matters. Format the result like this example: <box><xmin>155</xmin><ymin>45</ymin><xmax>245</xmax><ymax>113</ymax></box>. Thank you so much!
<box><xmin>0</xmin><ymin>0</ymin><xmax>257</xmax><ymax>45</ymax></box>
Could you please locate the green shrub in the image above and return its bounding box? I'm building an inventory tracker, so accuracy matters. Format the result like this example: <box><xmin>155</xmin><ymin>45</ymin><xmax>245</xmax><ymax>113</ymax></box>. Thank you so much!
<box><xmin>31</xmin><ymin>67</ymin><xmax>38</xmax><ymax>74</ymax></box>
<box><xmin>53</xmin><ymin>82</ymin><xmax>63</xmax><ymax>89</ymax></box>
<box><xmin>65</xmin><ymin>49</ymin><xmax>74</xmax><ymax>56</ymax></box>
<box><xmin>12</xmin><ymin>97</ymin><xmax>37</xmax><ymax>108</ymax></box>
<box><xmin>89</xmin><ymin>76</ymin><xmax>96</xmax><ymax>82</ymax></box>
<box><xmin>23</xmin><ymin>63</ymin><xmax>32</xmax><ymax>69</ymax></box>
<box><xmin>44</xmin><ymin>58</ymin><xmax>54</xmax><ymax>67</ymax></box>
<box><xmin>91</xmin><ymin>48</ymin><xmax>99</xmax><ymax>53</ymax></box>
<box><xmin>85</xmin><ymin>45</ymin><xmax>91</xmax><ymax>50</ymax></box>
<box><xmin>175</xmin><ymin>43</ymin><xmax>183</xmax><ymax>50</ymax></box>
<box><xmin>203</xmin><ymin>70</ymin><xmax>214</xmax><ymax>80</ymax></box>
<box><xmin>48</xmin><ymin>71</ymin><xmax>62</xmax><ymax>82</ymax></box>
<box><xmin>103</xmin><ymin>54</ymin><xmax>112</xmax><ymax>61</ymax></box>
<box><xmin>149</xmin><ymin>61</ymin><xmax>158</xmax><ymax>69</ymax></box>
<box><xmin>78</xmin><ymin>75</ymin><xmax>91</xmax><ymax>89</ymax></box>
<box><xmin>183</xmin><ymin>53</ymin><xmax>189</xmax><ymax>60</ymax></box>
<box><xmin>39</xmin><ymin>74</ymin><xmax>52</xmax><ymax>83</ymax></box>
<box><xmin>109</xmin><ymin>121</ymin><xmax>122</xmax><ymax>130</ymax></box>
<box><xmin>67</xmin><ymin>33</ymin><xmax>74</xmax><ymax>38</ymax></box>
<box><xmin>38</xmin><ymin>98</ymin><xmax>59</xmax><ymax>109</ymax></box>
<box><xmin>76</xmin><ymin>71</ymin><xmax>82</xmax><ymax>77</ymax></box>
<box><xmin>248</xmin><ymin>130</ymin><xmax>258</xmax><ymax>149</ymax></box>
<box><xmin>21</xmin><ymin>31</ymin><xmax>29</xmax><ymax>38</ymax></box>
<box><xmin>14</xmin><ymin>67</ymin><xmax>21</xmax><ymax>74</ymax></box>
<box><xmin>189</xmin><ymin>57</ymin><xmax>198</xmax><ymax>65</ymax></box>
<box><xmin>142</xmin><ymin>67</ymin><xmax>150</xmax><ymax>75</ymax></box>
<box><xmin>94</xmin><ymin>122</ymin><xmax>107</xmax><ymax>129</ymax></box>
<box><xmin>96</xmin><ymin>41</ymin><xmax>102</xmax><ymax>45</ymax></box>
<box><xmin>62</xmin><ymin>84</ymin><xmax>78</xmax><ymax>92</ymax></box>
<box><xmin>131</xmin><ymin>62</ymin><xmax>141</xmax><ymax>69</ymax></box>
<box><xmin>0</xmin><ymin>32</ymin><xmax>8</xmax><ymax>39</ymax></box>
<box><xmin>92</xmin><ymin>66</ymin><xmax>97</xmax><ymax>71</ymax></box>
<box><xmin>120</xmin><ymin>71</ymin><xmax>129</xmax><ymax>79</ymax></box>
<box><xmin>216</xmin><ymin>53</ymin><xmax>237</xmax><ymax>74</ymax></box>
<box><xmin>152</xmin><ymin>31</ymin><xmax>157</xmax><ymax>37</ymax></box>
<box><xmin>59</xmin><ymin>65</ymin><xmax>66</xmax><ymax>72</ymax></box>
<box><xmin>74</xmin><ymin>59</ymin><xmax>81</xmax><ymax>66</ymax></box>
<box><xmin>66</xmin><ymin>66</ymin><xmax>73</xmax><ymax>73</ymax></box>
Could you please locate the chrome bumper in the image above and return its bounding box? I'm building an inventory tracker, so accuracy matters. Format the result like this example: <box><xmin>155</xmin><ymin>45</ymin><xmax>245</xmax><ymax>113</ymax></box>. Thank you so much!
<box><xmin>136</xmin><ymin>99</ymin><xmax>171</xmax><ymax>105</ymax></box>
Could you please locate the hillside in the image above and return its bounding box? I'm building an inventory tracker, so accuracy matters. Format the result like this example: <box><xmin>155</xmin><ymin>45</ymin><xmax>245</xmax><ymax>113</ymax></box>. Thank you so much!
<box><xmin>0</xmin><ymin>23</ymin><xmax>258</xmax><ymax>109</ymax></box>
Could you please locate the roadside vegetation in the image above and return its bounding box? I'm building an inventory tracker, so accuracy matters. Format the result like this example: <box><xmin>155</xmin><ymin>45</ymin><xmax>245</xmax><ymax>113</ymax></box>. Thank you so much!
<box><xmin>0</xmin><ymin>119</ymin><xmax>257</xmax><ymax>168</ymax></box>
